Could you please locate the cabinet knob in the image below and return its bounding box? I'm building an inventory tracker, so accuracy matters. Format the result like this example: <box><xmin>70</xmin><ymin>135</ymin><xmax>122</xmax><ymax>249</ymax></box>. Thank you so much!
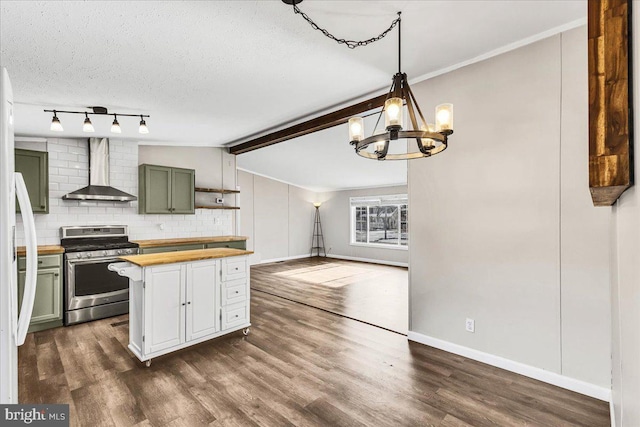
<box><xmin>235</xmin><ymin>315</ymin><xmax>239</xmax><ymax>318</ymax></box>
<box><xmin>181</xmin><ymin>303</ymin><xmax>186</xmax><ymax>306</ymax></box>
<box><xmin>187</xmin><ymin>301</ymin><xmax>191</xmax><ymax>305</ymax></box>
<box><xmin>38</xmin><ymin>260</ymin><xmax>43</xmax><ymax>264</ymax></box>
<box><xmin>235</xmin><ymin>291</ymin><xmax>239</xmax><ymax>294</ymax></box>
<box><xmin>54</xmin><ymin>273</ymin><xmax>59</xmax><ymax>277</ymax></box>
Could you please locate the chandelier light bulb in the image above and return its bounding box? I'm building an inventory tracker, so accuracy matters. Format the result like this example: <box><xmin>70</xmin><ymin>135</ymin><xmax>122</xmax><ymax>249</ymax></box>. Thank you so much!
<box><xmin>374</xmin><ymin>139</ymin><xmax>386</xmax><ymax>152</ymax></box>
<box><xmin>435</xmin><ymin>103</ymin><xmax>454</xmax><ymax>131</ymax></box>
<box><xmin>50</xmin><ymin>111</ymin><xmax>63</xmax><ymax>132</ymax></box>
<box><xmin>384</xmin><ymin>97</ymin><xmax>403</xmax><ymax>130</ymax></box>
<box><xmin>348</xmin><ymin>117</ymin><xmax>364</xmax><ymax>142</ymax></box>
<box><xmin>139</xmin><ymin>116</ymin><xmax>149</xmax><ymax>134</ymax></box>
<box><xmin>420</xmin><ymin>124</ymin><xmax>435</xmax><ymax>148</ymax></box>
<box><xmin>111</xmin><ymin>115</ymin><xmax>122</xmax><ymax>133</ymax></box>
<box><xmin>82</xmin><ymin>113</ymin><xmax>95</xmax><ymax>133</ymax></box>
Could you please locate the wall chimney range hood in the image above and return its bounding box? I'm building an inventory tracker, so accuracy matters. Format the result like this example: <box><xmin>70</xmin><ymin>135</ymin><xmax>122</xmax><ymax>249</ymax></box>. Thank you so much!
<box><xmin>62</xmin><ymin>138</ymin><xmax>137</xmax><ymax>202</ymax></box>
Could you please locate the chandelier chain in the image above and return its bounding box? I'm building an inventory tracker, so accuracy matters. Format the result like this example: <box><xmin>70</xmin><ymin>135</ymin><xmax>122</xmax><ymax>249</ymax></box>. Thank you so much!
<box><xmin>292</xmin><ymin>5</ymin><xmax>401</xmax><ymax>49</ymax></box>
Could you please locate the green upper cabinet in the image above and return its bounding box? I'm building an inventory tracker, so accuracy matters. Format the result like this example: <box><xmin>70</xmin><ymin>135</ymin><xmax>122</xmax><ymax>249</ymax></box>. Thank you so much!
<box><xmin>171</xmin><ymin>167</ymin><xmax>195</xmax><ymax>213</ymax></box>
<box><xmin>15</xmin><ymin>149</ymin><xmax>49</xmax><ymax>214</ymax></box>
<box><xmin>139</xmin><ymin>164</ymin><xmax>195</xmax><ymax>214</ymax></box>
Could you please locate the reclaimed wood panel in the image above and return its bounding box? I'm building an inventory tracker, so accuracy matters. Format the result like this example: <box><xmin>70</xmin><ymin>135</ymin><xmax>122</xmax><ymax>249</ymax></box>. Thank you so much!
<box><xmin>588</xmin><ymin>0</ymin><xmax>633</xmax><ymax>206</ymax></box>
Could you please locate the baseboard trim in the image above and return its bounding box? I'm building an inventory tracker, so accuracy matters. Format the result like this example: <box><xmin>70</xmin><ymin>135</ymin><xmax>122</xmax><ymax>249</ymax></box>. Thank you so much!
<box><xmin>407</xmin><ymin>331</ymin><xmax>611</xmax><ymax>402</ymax></box>
<box><xmin>610</xmin><ymin>399</ymin><xmax>616</xmax><ymax>427</ymax></box>
<box><xmin>255</xmin><ymin>254</ymin><xmax>310</xmax><ymax>265</ymax></box>
<box><xmin>326</xmin><ymin>254</ymin><xmax>408</xmax><ymax>268</ymax></box>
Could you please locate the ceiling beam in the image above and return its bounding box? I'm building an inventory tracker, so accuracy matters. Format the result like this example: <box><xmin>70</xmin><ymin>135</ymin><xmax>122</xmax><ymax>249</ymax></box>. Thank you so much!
<box><xmin>228</xmin><ymin>94</ymin><xmax>388</xmax><ymax>155</ymax></box>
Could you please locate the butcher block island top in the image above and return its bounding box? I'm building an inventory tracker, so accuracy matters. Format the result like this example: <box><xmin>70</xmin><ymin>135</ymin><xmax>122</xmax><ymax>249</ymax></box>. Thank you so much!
<box><xmin>132</xmin><ymin>235</ymin><xmax>248</xmax><ymax>248</ymax></box>
<box><xmin>118</xmin><ymin>247</ymin><xmax>253</xmax><ymax>267</ymax></box>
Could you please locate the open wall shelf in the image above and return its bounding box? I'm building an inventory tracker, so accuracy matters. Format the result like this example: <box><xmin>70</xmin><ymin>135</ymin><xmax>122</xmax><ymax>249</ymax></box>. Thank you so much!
<box><xmin>195</xmin><ymin>206</ymin><xmax>240</xmax><ymax>210</ymax></box>
<box><xmin>195</xmin><ymin>187</ymin><xmax>240</xmax><ymax>194</ymax></box>
<box><xmin>194</xmin><ymin>187</ymin><xmax>240</xmax><ymax>210</ymax></box>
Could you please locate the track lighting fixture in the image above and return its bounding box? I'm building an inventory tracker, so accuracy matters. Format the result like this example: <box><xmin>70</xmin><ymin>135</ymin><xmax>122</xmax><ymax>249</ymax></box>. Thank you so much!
<box><xmin>138</xmin><ymin>115</ymin><xmax>149</xmax><ymax>134</ymax></box>
<box><xmin>82</xmin><ymin>113</ymin><xmax>95</xmax><ymax>133</ymax></box>
<box><xmin>44</xmin><ymin>107</ymin><xmax>150</xmax><ymax>134</ymax></box>
<box><xmin>50</xmin><ymin>111</ymin><xmax>63</xmax><ymax>132</ymax></box>
<box><xmin>111</xmin><ymin>115</ymin><xmax>122</xmax><ymax>133</ymax></box>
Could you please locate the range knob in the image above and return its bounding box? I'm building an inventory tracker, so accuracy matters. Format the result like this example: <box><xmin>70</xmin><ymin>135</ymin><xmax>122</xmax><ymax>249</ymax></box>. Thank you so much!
<box><xmin>86</xmin><ymin>253</ymin><xmax>92</xmax><ymax>258</ymax></box>
<box><xmin>117</xmin><ymin>250</ymin><xmax>123</xmax><ymax>255</ymax></box>
<box><xmin>103</xmin><ymin>251</ymin><xmax>108</xmax><ymax>256</ymax></box>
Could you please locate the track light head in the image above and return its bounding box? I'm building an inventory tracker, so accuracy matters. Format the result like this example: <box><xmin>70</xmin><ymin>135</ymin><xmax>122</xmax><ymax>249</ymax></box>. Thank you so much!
<box><xmin>111</xmin><ymin>115</ymin><xmax>122</xmax><ymax>133</ymax></box>
<box><xmin>50</xmin><ymin>111</ymin><xmax>63</xmax><ymax>132</ymax></box>
<box><xmin>82</xmin><ymin>112</ymin><xmax>95</xmax><ymax>133</ymax></box>
<box><xmin>138</xmin><ymin>115</ymin><xmax>149</xmax><ymax>134</ymax></box>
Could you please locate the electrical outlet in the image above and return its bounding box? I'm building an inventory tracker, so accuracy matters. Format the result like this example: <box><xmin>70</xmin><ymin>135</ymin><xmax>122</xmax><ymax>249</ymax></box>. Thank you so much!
<box><xmin>465</xmin><ymin>318</ymin><xmax>475</xmax><ymax>333</ymax></box>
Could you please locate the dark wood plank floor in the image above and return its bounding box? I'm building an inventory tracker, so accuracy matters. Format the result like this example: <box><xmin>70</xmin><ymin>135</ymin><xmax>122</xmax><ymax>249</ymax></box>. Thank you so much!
<box><xmin>18</xmin><ymin>291</ymin><xmax>609</xmax><ymax>426</ymax></box>
<box><xmin>251</xmin><ymin>257</ymin><xmax>408</xmax><ymax>334</ymax></box>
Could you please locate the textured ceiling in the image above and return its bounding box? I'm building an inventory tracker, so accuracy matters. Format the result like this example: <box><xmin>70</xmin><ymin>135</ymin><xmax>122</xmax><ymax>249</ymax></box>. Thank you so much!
<box><xmin>1</xmin><ymin>0</ymin><xmax>586</xmax><ymax>189</ymax></box>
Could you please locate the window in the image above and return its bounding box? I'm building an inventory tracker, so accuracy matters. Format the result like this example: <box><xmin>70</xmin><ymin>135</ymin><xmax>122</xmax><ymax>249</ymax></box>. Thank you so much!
<box><xmin>350</xmin><ymin>194</ymin><xmax>408</xmax><ymax>248</ymax></box>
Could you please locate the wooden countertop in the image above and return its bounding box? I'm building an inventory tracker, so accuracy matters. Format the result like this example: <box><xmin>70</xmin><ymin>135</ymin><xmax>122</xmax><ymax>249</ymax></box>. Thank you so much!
<box><xmin>132</xmin><ymin>236</ymin><xmax>248</xmax><ymax>248</ymax></box>
<box><xmin>16</xmin><ymin>245</ymin><xmax>64</xmax><ymax>256</ymax></box>
<box><xmin>118</xmin><ymin>248</ymin><xmax>253</xmax><ymax>267</ymax></box>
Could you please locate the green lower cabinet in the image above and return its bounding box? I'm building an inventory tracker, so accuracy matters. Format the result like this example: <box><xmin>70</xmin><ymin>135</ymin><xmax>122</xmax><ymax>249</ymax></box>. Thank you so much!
<box><xmin>140</xmin><ymin>240</ymin><xmax>246</xmax><ymax>254</ymax></box>
<box><xmin>205</xmin><ymin>241</ymin><xmax>246</xmax><ymax>250</ymax></box>
<box><xmin>140</xmin><ymin>244</ymin><xmax>204</xmax><ymax>254</ymax></box>
<box><xmin>17</xmin><ymin>254</ymin><xmax>63</xmax><ymax>333</ymax></box>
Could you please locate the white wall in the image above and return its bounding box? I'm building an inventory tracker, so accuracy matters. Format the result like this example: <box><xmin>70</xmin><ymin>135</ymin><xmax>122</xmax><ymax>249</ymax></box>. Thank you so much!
<box><xmin>319</xmin><ymin>186</ymin><xmax>408</xmax><ymax>266</ymax></box>
<box><xmin>238</xmin><ymin>170</ymin><xmax>316</xmax><ymax>263</ymax></box>
<box><xmin>609</xmin><ymin>7</ymin><xmax>640</xmax><ymax>426</ymax></box>
<box><xmin>16</xmin><ymin>139</ymin><xmax>233</xmax><ymax>245</ymax></box>
<box><xmin>408</xmin><ymin>27</ymin><xmax>611</xmax><ymax>391</ymax></box>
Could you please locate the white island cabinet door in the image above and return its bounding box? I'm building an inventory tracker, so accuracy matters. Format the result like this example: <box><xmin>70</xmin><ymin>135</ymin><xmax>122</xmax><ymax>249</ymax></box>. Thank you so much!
<box><xmin>144</xmin><ymin>264</ymin><xmax>186</xmax><ymax>354</ymax></box>
<box><xmin>186</xmin><ymin>260</ymin><xmax>220</xmax><ymax>341</ymax></box>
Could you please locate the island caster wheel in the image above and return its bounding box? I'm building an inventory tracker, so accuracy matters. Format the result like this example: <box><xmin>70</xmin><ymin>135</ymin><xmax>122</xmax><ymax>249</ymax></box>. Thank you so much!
<box><xmin>145</xmin><ymin>360</ymin><xmax>152</xmax><ymax>368</ymax></box>
<box><xmin>242</xmin><ymin>327</ymin><xmax>250</xmax><ymax>336</ymax></box>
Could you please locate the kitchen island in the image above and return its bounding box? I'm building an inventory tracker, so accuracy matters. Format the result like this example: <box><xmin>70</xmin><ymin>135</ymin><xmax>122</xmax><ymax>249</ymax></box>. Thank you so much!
<box><xmin>109</xmin><ymin>247</ymin><xmax>253</xmax><ymax>366</ymax></box>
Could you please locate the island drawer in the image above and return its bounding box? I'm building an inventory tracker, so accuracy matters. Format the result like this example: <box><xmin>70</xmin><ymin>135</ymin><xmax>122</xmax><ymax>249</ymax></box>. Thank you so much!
<box><xmin>222</xmin><ymin>301</ymin><xmax>248</xmax><ymax>330</ymax></box>
<box><xmin>222</xmin><ymin>279</ymin><xmax>247</xmax><ymax>305</ymax></box>
<box><xmin>222</xmin><ymin>258</ymin><xmax>247</xmax><ymax>281</ymax></box>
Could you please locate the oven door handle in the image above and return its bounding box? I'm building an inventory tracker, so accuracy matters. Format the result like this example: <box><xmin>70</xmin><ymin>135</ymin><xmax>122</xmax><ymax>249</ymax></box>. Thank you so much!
<box><xmin>67</xmin><ymin>256</ymin><xmax>126</xmax><ymax>265</ymax></box>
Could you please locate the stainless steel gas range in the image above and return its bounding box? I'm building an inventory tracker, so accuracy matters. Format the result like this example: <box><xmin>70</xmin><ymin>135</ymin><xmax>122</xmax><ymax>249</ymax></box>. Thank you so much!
<box><xmin>60</xmin><ymin>225</ymin><xmax>138</xmax><ymax>325</ymax></box>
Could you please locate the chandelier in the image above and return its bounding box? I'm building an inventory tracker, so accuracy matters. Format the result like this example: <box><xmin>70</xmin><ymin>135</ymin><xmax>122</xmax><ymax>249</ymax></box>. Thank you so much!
<box><xmin>348</xmin><ymin>15</ymin><xmax>454</xmax><ymax>160</ymax></box>
<box><xmin>284</xmin><ymin>0</ymin><xmax>454</xmax><ymax>160</ymax></box>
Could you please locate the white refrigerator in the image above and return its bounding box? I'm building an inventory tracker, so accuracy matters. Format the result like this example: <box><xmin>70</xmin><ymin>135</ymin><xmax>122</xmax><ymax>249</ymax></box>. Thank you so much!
<box><xmin>0</xmin><ymin>67</ymin><xmax>38</xmax><ymax>403</ymax></box>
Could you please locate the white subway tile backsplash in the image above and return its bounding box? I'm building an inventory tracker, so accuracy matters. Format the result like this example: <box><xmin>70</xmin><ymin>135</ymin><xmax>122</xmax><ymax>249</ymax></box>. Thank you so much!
<box><xmin>58</xmin><ymin>152</ymin><xmax>78</xmax><ymax>162</ymax></box>
<box><xmin>16</xmin><ymin>138</ymin><xmax>234</xmax><ymax>245</ymax></box>
<box><xmin>50</xmin><ymin>159</ymin><xmax>69</xmax><ymax>168</ymax></box>
<box><xmin>47</xmin><ymin>144</ymin><xmax>69</xmax><ymax>153</ymax></box>
<box><xmin>68</xmin><ymin>176</ymin><xmax>88</xmax><ymax>185</ymax></box>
